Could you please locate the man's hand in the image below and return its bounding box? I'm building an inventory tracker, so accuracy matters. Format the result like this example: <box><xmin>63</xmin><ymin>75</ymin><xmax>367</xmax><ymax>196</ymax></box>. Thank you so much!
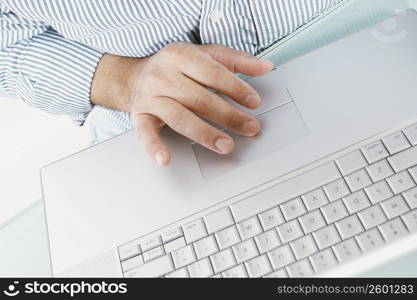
<box><xmin>91</xmin><ymin>42</ymin><xmax>273</xmax><ymax>166</ymax></box>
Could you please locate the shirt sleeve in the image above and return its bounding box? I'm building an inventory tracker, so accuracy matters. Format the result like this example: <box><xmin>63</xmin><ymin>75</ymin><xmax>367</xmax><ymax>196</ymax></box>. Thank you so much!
<box><xmin>0</xmin><ymin>9</ymin><xmax>104</xmax><ymax>125</ymax></box>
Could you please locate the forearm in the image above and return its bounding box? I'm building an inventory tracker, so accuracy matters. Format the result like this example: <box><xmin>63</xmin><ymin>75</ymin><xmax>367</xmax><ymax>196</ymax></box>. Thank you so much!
<box><xmin>91</xmin><ymin>54</ymin><xmax>147</xmax><ymax>113</ymax></box>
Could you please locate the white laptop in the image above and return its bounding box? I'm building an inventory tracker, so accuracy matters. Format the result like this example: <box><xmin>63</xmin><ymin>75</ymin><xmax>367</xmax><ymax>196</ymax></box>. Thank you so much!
<box><xmin>41</xmin><ymin>10</ymin><xmax>417</xmax><ymax>278</ymax></box>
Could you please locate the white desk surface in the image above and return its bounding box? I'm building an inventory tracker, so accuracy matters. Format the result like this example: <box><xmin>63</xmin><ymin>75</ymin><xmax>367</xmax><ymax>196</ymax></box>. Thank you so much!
<box><xmin>1</xmin><ymin>0</ymin><xmax>417</xmax><ymax>277</ymax></box>
<box><xmin>0</xmin><ymin>202</ymin><xmax>50</xmax><ymax>277</ymax></box>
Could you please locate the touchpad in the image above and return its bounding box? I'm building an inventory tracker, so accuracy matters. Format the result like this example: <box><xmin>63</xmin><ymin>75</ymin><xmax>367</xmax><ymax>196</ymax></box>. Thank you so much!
<box><xmin>193</xmin><ymin>101</ymin><xmax>310</xmax><ymax>179</ymax></box>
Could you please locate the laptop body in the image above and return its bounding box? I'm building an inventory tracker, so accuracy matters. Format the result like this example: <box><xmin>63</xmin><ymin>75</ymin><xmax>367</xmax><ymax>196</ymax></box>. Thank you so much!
<box><xmin>41</xmin><ymin>10</ymin><xmax>417</xmax><ymax>277</ymax></box>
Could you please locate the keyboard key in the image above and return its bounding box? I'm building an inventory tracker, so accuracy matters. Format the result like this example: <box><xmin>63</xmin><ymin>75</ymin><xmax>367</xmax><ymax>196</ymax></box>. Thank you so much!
<box><xmin>230</xmin><ymin>161</ymin><xmax>341</xmax><ymax>223</ymax></box>
<box><xmin>141</xmin><ymin>236</ymin><xmax>162</xmax><ymax>252</ymax></box>
<box><xmin>161</xmin><ymin>227</ymin><xmax>183</xmax><ymax>244</ymax></box>
<box><xmin>302</xmin><ymin>188</ymin><xmax>329</xmax><ymax>211</ymax></box>
<box><xmin>183</xmin><ymin>219</ymin><xmax>208</xmax><ymax>243</ymax></box>
<box><xmin>119</xmin><ymin>244</ymin><xmax>141</xmax><ymax>261</ymax></box>
<box><xmin>164</xmin><ymin>237</ymin><xmax>186</xmax><ymax>254</ymax></box>
<box><xmin>379</xmin><ymin>218</ymin><xmax>409</xmax><ymax>242</ymax></box>
<box><xmin>277</xmin><ymin>219</ymin><xmax>303</xmax><ymax>243</ymax></box>
<box><xmin>333</xmin><ymin>239</ymin><xmax>362</xmax><ymax>263</ymax></box>
<box><xmin>321</xmin><ymin>200</ymin><xmax>349</xmax><ymax>224</ymax></box>
<box><xmin>210</xmin><ymin>248</ymin><xmax>237</xmax><ymax>274</ymax></box>
<box><xmin>287</xmin><ymin>259</ymin><xmax>315</xmax><ymax>278</ymax></box>
<box><xmin>204</xmin><ymin>207</ymin><xmax>235</xmax><ymax>234</ymax></box>
<box><xmin>310</xmin><ymin>248</ymin><xmax>338</xmax><ymax>273</ymax></box>
<box><xmin>313</xmin><ymin>225</ymin><xmax>341</xmax><ymax>250</ymax></box>
<box><xmin>245</xmin><ymin>255</ymin><xmax>272</xmax><ymax>278</ymax></box>
<box><xmin>409</xmin><ymin>166</ymin><xmax>417</xmax><ymax>183</ymax></box>
<box><xmin>403</xmin><ymin>186</ymin><xmax>417</xmax><ymax>209</ymax></box>
<box><xmin>222</xmin><ymin>264</ymin><xmax>248</xmax><ymax>278</ymax></box>
<box><xmin>268</xmin><ymin>245</ymin><xmax>295</xmax><ymax>270</ymax></box>
<box><xmin>381</xmin><ymin>195</ymin><xmax>410</xmax><ymax>219</ymax></box>
<box><xmin>263</xmin><ymin>269</ymin><xmax>288</xmax><ymax>278</ymax></box>
<box><xmin>367</xmin><ymin>159</ymin><xmax>394</xmax><ymax>182</ymax></box>
<box><xmin>358</xmin><ymin>205</ymin><xmax>387</xmax><ymax>229</ymax></box>
<box><xmin>345</xmin><ymin>169</ymin><xmax>372</xmax><ymax>192</ymax></box>
<box><xmin>324</xmin><ymin>178</ymin><xmax>350</xmax><ymax>201</ymax></box>
<box><xmin>165</xmin><ymin>268</ymin><xmax>189</xmax><ymax>278</ymax></box>
<box><xmin>403</xmin><ymin>124</ymin><xmax>417</xmax><ymax>145</ymax></box>
<box><xmin>124</xmin><ymin>255</ymin><xmax>174</xmax><ymax>278</ymax></box>
<box><xmin>388</xmin><ymin>146</ymin><xmax>417</xmax><ymax>172</ymax></box>
<box><xmin>255</xmin><ymin>230</ymin><xmax>281</xmax><ymax>253</ymax></box>
<box><xmin>188</xmin><ymin>258</ymin><xmax>214</xmax><ymax>278</ymax></box>
<box><xmin>382</xmin><ymin>131</ymin><xmax>410</xmax><ymax>154</ymax></box>
<box><xmin>290</xmin><ymin>235</ymin><xmax>318</xmax><ymax>260</ymax></box>
<box><xmin>194</xmin><ymin>235</ymin><xmax>218</xmax><ymax>259</ymax></box>
<box><xmin>365</xmin><ymin>180</ymin><xmax>394</xmax><ymax>204</ymax></box>
<box><xmin>281</xmin><ymin>197</ymin><xmax>307</xmax><ymax>220</ymax></box>
<box><xmin>299</xmin><ymin>210</ymin><xmax>326</xmax><ymax>234</ymax></box>
<box><xmin>233</xmin><ymin>239</ymin><xmax>259</xmax><ymax>264</ymax></box>
<box><xmin>143</xmin><ymin>246</ymin><xmax>165</xmax><ymax>262</ymax></box>
<box><xmin>335</xmin><ymin>215</ymin><xmax>364</xmax><ymax>240</ymax></box>
<box><xmin>121</xmin><ymin>255</ymin><xmax>144</xmax><ymax>272</ymax></box>
<box><xmin>343</xmin><ymin>190</ymin><xmax>371</xmax><ymax>214</ymax></box>
<box><xmin>237</xmin><ymin>217</ymin><xmax>263</xmax><ymax>240</ymax></box>
<box><xmin>387</xmin><ymin>171</ymin><xmax>415</xmax><ymax>194</ymax></box>
<box><xmin>402</xmin><ymin>210</ymin><xmax>417</xmax><ymax>232</ymax></box>
<box><xmin>356</xmin><ymin>228</ymin><xmax>385</xmax><ymax>252</ymax></box>
<box><xmin>336</xmin><ymin>150</ymin><xmax>368</xmax><ymax>175</ymax></box>
<box><xmin>362</xmin><ymin>140</ymin><xmax>389</xmax><ymax>164</ymax></box>
<box><xmin>172</xmin><ymin>245</ymin><xmax>196</xmax><ymax>269</ymax></box>
<box><xmin>258</xmin><ymin>207</ymin><xmax>285</xmax><ymax>230</ymax></box>
<box><xmin>215</xmin><ymin>226</ymin><xmax>241</xmax><ymax>250</ymax></box>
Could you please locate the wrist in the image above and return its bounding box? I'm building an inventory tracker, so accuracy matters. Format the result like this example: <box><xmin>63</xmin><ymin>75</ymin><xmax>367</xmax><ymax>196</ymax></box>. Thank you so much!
<box><xmin>91</xmin><ymin>53</ymin><xmax>143</xmax><ymax>112</ymax></box>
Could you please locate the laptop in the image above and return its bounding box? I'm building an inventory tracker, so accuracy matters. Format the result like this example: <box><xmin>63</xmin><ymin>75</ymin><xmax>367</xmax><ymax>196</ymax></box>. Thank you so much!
<box><xmin>41</xmin><ymin>10</ymin><xmax>417</xmax><ymax>278</ymax></box>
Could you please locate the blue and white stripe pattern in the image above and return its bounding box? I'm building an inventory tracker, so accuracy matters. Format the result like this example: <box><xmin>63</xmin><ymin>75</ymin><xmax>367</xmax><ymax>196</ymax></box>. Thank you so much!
<box><xmin>0</xmin><ymin>0</ymin><xmax>342</xmax><ymax>135</ymax></box>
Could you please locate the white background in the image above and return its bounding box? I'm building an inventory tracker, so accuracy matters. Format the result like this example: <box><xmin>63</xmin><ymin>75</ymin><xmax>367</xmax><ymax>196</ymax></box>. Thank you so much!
<box><xmin>0</xmin><ymin>95</ymin><xmax>91</xmax><ymax>225</ymax></box>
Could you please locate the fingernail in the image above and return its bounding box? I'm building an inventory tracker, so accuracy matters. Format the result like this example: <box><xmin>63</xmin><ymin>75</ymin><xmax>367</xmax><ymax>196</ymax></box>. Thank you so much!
<box><xmin>260</xmin><ymin>59</ymin><xmax>274</xmax><ymax>69</ymax></box>
<box><xmin>154</xmin><ymin>151</ymin><xmax>166</xmax><ymax>166</ymax></box>
<box><xmin>215</xmin><ymin>138</ymin><xmax>233</xmax><ymax>154</ymax></box>
<box><xmin>243</xmin><ymin>120</ymin><xmax>260</xmax><ymax>135</ymax></box>
<box><xmin>246</xmin><ymin>94</ymin><xmax>261</xmax><ymax>107</ymax></box>
<box><xmin>249</xmin><ymin>57</ymin><xmax>273</xmax><ymax>67</ymax></box>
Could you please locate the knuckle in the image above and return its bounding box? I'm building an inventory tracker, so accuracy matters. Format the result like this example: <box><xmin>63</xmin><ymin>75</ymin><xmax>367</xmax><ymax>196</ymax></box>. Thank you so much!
<box><xmin>223</xmin><ymin>110</ymin><xmax>244</xmax><ymax>129</ymax></box>
<box><xmin>209</xmin><ymin>65</ymin><xmax>225</xmax><ymax>85</ymax></box>
<box><xmin>231</xmin><ymin>82</ymin><xmax>248</xmax><ymax>100</ymax></box>
<box><xmin>165</xmin><ymin>107</ymin><xmax>186</xmax><ymax>129</ymax></box>
<box><xmin>193</xmin><ymin>92</ymin><xmax>212</xmax><ymax>112</ymax></box>
<box><xmin>146</xmin><ymin>136</ymin><xmax>161</xmax><ymax>151</ymax></box>
<box><xmin>199</xmin><ymin>129</ymin><xmax>216</xmax><ymax>147</ymax></box>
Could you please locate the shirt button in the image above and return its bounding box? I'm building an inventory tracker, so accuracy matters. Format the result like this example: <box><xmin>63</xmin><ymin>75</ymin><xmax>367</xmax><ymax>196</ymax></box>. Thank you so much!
<box><xmin>209</xmin><ymin>8</ymin><xmax>223</xmax><ymax>24</ymax></box>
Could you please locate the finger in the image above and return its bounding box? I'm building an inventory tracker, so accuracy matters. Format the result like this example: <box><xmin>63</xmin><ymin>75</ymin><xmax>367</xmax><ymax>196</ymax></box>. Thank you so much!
<box><xmin>168</xmin><ymin>76</ymin><xmax>260</xmax><ymax>137</ymax></box>
<box><xmin>147</xmin><ymin>96</ymin><xmax>235</xmax><ymax>154</ymax></box>
<box><xmin>178</xmin><ymin>47</ymin><xmax>263</xmax><ymax>109</ymax></box>
<box><xmin>201</xmin><ymin>44</ymin><xmax>274</xmax><ymax>76</ymax></box>
<box><xmin>134</xmin><ymin>113</ymin><xmax>171</xmax><ymax>166</ymax></box>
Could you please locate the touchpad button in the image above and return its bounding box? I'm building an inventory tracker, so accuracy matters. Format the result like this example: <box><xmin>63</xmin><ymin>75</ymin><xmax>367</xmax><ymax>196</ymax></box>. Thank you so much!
<box><xmin>193</xmin><ymin>101</ymin><xmax>310</xmax><ymax>179</ymax></box>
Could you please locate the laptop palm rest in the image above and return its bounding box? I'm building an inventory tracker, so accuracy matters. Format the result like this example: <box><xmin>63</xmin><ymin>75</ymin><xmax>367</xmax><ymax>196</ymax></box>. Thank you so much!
<box><xmin>193</xmin><ymin>101</ymin><xmax>310</xmax><ymax>179</ymax></box>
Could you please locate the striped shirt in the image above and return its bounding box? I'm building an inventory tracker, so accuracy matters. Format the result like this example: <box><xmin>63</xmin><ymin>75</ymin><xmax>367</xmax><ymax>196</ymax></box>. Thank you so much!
<box><xmin>0</xmin><ymin>0</ymin><xmax>342</xmax><ymax>139</ymax></box>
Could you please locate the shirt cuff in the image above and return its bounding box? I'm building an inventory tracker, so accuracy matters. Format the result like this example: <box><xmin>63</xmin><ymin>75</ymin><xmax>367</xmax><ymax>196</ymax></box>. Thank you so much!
<box><xmin>14</xmin><ymin>29</ymin><xmax>105</xmax><ymax>125</ymax></box>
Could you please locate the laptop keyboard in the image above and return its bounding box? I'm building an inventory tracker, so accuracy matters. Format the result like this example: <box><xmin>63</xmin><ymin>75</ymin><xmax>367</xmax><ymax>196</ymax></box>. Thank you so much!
<box><xmin>118</xmin><ymin>124</ymin><xmax>417</xmax><ymax>278</ymax></box>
